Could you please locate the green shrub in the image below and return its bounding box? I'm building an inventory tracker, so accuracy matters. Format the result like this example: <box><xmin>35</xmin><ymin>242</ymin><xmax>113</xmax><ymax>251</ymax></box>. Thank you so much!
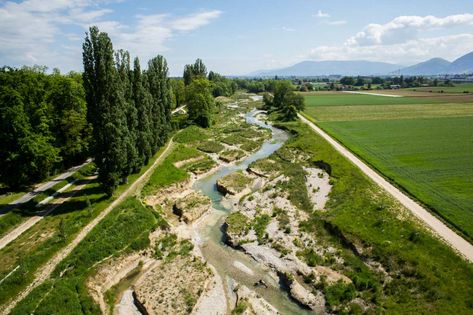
<box><xmin>324</xmin><ymin>281</ymin><xmax>356</xmax><ymax>308</ymax></box>
<box><xmin>174</xmin><ymin>126</ymin><xmax>209</xmax><ymax>143</ymax></box>
<box><xmin>197</xmin><ymin>141</ymin><xmax>224</xmax><ymax>153</ymax></box>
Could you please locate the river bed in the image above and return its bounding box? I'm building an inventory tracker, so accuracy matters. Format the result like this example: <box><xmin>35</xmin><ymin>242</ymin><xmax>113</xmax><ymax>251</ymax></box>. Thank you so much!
<box><xmin>193</xmin><ymin>110</ymin><xmax>312</xmax><ymax>314</ymax></box>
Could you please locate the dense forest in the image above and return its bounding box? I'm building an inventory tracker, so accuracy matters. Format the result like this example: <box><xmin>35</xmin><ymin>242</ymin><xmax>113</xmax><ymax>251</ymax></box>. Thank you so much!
<box><xmin>0</xmin><ymin>67</ymin><xmax>90</xmax><ymax>189</ymax></box>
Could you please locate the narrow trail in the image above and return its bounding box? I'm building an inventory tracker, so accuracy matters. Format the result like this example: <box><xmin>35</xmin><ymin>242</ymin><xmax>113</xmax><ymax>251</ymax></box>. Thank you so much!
<box><xmin>2</xmin><ymin>140</ymin><xmax>174</xmax><ymax>315</ymax></box>
<box><xmin>0</xmin><ymin>178</ymin><xmax>93</xmax><ymax>251</ymax></box>
<box><xmin>341</xmin><ymin>91</ymin><xmax>404</xmax><ymax>97</ymax></box>
<box><xmin>299</xmin><ymin>113</ymin><xmax>473</xmax><ymax>263</ymax></box>
<box><xmin>0</xmin><ymin>159</ymin><xmax>92</xmax><ymax>216</ymax></box>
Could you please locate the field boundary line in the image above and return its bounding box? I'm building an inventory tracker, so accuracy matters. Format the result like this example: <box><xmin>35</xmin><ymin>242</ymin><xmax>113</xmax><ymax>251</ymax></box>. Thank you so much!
<box><xmin>298</xmin><ymin>113</ymin><xmax>473</xmax><ymax>263</ymax></box>
<box><xmin>2</xmin><ymin>139</ymin><xmax>174</xmax><ymax>315</ymax></box>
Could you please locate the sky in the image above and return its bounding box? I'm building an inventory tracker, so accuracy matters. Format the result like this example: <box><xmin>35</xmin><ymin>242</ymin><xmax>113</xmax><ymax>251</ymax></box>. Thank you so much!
<box><xmin>1</xmin><ymin>0</ymin><xmax>473</xmax><ymax>76</ymax></box>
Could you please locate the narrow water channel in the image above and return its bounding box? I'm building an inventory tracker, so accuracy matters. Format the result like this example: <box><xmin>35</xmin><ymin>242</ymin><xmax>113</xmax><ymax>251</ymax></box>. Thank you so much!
<box><xmin>193</xmin><ymin>109</ymin><xmax>312</xmax><ymax>314</ymax></box>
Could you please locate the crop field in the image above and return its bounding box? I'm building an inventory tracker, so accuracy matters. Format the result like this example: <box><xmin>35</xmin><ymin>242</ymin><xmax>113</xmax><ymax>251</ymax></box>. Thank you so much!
<box><xmin>302</xmin><ymin>92</ymin><xmax>473</xmax><ymax>241</ymax></box>
<box><xmin>303</xmin><ymin>93</ymin><xmax>445</xmax><ymax>106</ymax></box>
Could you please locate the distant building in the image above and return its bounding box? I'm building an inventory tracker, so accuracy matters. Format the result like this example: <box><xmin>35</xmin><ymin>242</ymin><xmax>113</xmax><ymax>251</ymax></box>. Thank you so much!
<box><xmin>390</xmin><ymin>84</ymin><xmax>401</xmax><ymax>89</ymax></box>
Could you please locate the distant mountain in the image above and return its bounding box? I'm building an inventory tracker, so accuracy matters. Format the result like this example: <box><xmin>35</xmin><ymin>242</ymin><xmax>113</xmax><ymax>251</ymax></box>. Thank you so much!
<box><xmin>448</xmin><ymin>51</ymin><xmax>473</xmax><ymax>74</ymax></box>
<box><xmin>249</xmin><ymin>51</ymin><xmax>473</xmax><ymax>77</ymax></box>
<box><xmin>250</xmin><ymin>60</ymin><xmax>402</xmax><ymax>77</ymax></box>
<box><xmin>397</xmin><ymin>51</ymin><xmax>473</xmax><ymax>75</ymax></box>
<box><xmin>397</xmin><ymin>58</ymin><xmax>451</xmax><ymax>75</ymax></box>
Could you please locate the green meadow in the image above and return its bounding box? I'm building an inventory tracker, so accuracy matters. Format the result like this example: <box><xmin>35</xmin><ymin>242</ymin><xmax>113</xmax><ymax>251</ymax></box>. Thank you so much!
<box><xmin>303</xmin><ymin>92</ymin><xmax>473</xmax><ymax>241</ymax></box>
<box><xmin>303</xmin><ymin>93</ymin><xmax>444</xmax><ymax>107</ymax></box>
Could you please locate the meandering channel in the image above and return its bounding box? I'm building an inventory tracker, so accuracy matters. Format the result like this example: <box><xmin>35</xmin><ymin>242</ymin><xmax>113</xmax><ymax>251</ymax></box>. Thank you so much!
<box><xmin>192</xmin><ymin>109</ymin><xmax>312</xmax><ymax>314</ymax></box>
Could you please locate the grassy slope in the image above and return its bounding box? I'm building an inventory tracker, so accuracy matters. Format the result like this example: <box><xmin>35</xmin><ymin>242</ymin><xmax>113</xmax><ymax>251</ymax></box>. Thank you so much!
<box><xmin>281</xmin><ymin>121</ymin><xmax>473</xmax><ymax>313</ymax></box>
<box><xmin>318</xmin><ymin>116</ymin><xmax>473</xmax><ymax>240</ymax></box>
<box><xmin>10</xmin><ymin>197</ymin><xmax>158</xmax><ymax>315</ymax></box>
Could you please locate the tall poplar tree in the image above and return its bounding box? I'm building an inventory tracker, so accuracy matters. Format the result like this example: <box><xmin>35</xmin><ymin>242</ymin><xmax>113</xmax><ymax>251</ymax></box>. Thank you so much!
<box><xmin>132</xmin><ymin>57</ymin><xmax>153</xmax><ymax>165</ymax></box>
<box><xmin>147</xmin><ymin>55</ymin><xmax>172</xmax><ymax>150</ymax></box>
<box><xmin>83</xmin><ymin>26</ymin><xmax>130</xmax><ymax>195</ymax></box>
<box><xmin>116</xmin><ymin>49</ymin><xmax>140</xmax><ymax>174</ymax></box>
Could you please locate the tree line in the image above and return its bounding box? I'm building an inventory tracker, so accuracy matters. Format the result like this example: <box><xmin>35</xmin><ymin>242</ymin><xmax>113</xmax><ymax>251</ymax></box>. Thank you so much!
<box><xmin>262</xmin><ymin>80</ymin><xmax>305</xmax><ymax>120</ymax></box>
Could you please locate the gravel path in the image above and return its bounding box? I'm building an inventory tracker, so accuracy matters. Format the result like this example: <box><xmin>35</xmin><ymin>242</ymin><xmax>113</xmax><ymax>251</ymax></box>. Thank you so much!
<box><xmin>342</xmin><ymin>91</ymin><xmax>404</xmax><ymax>97</ymax></box>
<box><xmin>299</xmin><ymin>113</ymin><xmax>473</xmax><ymax>263</ymax></box>
<box><xmin>2</xmin><ymin>140</ymin><xmax>174</xmax><ymax>315</ymax></box>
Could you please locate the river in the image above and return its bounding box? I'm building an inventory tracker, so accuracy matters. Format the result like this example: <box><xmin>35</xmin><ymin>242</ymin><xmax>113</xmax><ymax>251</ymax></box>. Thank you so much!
<box><xmin>193</xmin><ymin>109</ymin><xmax>312</xmax><ymax>314</ymax></box>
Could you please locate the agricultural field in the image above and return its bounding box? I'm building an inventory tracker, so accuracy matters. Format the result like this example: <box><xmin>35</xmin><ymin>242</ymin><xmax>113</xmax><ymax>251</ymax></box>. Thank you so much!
<box><xmin>302</xmin><ymin>91</ymin><xmax>473</xmax><ymax>241</ymax></box>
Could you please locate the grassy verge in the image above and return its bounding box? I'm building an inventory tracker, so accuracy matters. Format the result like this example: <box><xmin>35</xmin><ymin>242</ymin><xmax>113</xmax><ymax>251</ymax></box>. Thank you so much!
<box><xmin>277</xmin><ymin>120</ymin><xmax>473</xmax><ymax>313</ymax></box>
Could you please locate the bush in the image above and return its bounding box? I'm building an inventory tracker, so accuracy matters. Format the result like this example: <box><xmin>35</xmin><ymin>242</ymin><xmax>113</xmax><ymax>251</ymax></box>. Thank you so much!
<box><xmin>197</xmin><ymin>141</ymin><xmax>224</xmax><ymax>153</ymax></box>
<box><xmin>324</xmin><ymin>281</ymin><xmax>356</xmax><ymax>307</ymax></box>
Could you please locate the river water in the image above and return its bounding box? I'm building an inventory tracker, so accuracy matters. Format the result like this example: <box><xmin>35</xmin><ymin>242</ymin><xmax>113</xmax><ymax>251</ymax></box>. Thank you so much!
<box><xmin>193</xmin><ymin>109</ymin><xmax>312</xmax><ymax>314</ymax></box>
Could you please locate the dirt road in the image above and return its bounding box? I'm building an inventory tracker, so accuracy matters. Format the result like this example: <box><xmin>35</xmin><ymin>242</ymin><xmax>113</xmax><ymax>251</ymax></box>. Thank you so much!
<box><xmin>2</xmin><ymin>140</ymin><xmax>174</xmax><ymax>315</ymax></box>
<box><xmin>298</xmin><ymin>113</ymin><xmax>473</xmax><ymax>263</ymax></box>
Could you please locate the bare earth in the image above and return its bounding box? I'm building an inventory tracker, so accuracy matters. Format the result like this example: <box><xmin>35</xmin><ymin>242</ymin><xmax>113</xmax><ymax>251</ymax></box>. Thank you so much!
<box><xmin>1</xmin><ymin>140</ymin><xmax>175</xmax><ymax>315</ymax></box>
<box><xmin>299</xmin><ymin>113</ymin><xmax>473</xmax><ymax>263</ymax></box>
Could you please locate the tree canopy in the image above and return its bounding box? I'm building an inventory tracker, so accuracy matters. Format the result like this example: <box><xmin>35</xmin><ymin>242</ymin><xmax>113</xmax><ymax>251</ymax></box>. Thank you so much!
<box><xmin>0</xmin><ymin>66</ymin><xmax>90</xmax><ymax>188</ymax></box>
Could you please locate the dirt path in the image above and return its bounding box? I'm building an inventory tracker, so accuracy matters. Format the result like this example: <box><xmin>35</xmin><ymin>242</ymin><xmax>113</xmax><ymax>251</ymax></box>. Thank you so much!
<box><xmin>342</xmin><ymin>91</ymin><xmax>403</xmax><ymax>98</ymax></box>
<box><xmin>2</xmin><ymin>140</ymin><xmax>174</xmax><ymax>315</ymax></box>
<box><xmin>298</xmin><ymin>114</ymin><xmax>473</xmax><ymax>263</ymax></box>
<box><xmin>0</xmin><ymin>159</ymin><xmax>92</xmax><ymax>216</ymax></box>
<box><xmin>0</xmin><ymin>178</ymin><xmax>93</xmax><ymax>251</ymax></box>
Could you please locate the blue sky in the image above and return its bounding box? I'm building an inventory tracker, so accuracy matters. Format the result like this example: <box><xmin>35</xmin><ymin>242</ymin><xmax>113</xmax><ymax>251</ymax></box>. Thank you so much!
<box><xmin>1</xmin><ymin>0</ymin><xmax>473</xmax><ymax>75</ymax></box>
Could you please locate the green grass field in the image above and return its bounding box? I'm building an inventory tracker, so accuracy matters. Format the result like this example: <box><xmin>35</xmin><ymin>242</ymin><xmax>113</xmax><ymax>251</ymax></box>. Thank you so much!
<box><xmin>304</xmin><ymin>93</ymin><xmax>443</xmax><ymax>107</ymax></box>
<box><xmin>303</xmin><ymin>92</ymin><xmax>473</xmax><ymax>241</ymax></box>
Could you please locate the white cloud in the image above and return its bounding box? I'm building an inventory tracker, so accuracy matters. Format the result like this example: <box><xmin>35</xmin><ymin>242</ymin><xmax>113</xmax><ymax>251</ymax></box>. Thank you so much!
<box><xmin>171</xmin><ymin>10</ymin><xmax>222</xmax><ymax>31</ymax></box>
<box><xmin>314</xmin><ymin>10</ymin><xmax>330</xmax><ymax>18</ymax></box>
<box><xmin>98</xmin><ymin>10</ymin><xmax>222</xmax><ymax>64</ymax></box>
<box><xmin>0</xmin><ymin>0</ymin><xmax>222</xmax><ymax>71</ymax></box>
<box><xmin>0</xmin><ymin>0</ymin><xmax>114</xmax><ymax>68</ymax></box>
<box><xmin>348</xmin><ymin>14</ymin><xmax>473</xmax><ymax>46</ymax></box>
<box><xmin>309</xmin><ymin>34</ymin><xmax>473</xmax><ymax>64</ymax></box>
<box><xmin>308</xmin><ymin>14</ymin><xmax>473</xmax><ymax>64</ymax></box>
